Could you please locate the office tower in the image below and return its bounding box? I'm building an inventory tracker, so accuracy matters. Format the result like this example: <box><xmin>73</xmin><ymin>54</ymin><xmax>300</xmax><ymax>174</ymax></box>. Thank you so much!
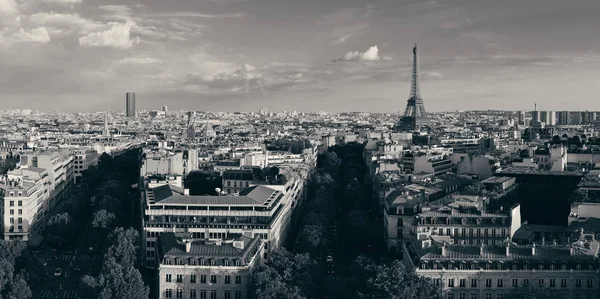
<box><xmin>517</xmin><ymin>111</ymin><xmax>525</xmax><ymax>125</ymax></box>
<box><xmin>399</xmin><ymin>39</ymin><xmax>429</xmax><ymax>131</ymax></box>
<box><xmin>126</xmin><ymin>92</ymin><xmax>136</xmax><ymax>117</ymax></box>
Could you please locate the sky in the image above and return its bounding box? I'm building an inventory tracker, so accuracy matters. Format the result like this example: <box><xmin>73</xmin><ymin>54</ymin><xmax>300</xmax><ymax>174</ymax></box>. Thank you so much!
<box><xmin>1</xmin><ymin>0</ymin><xmax>599</xmax><ymax>113</ymax></box>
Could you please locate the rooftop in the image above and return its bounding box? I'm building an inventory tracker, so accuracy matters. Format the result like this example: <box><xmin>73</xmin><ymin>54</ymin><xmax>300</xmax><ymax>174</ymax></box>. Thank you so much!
<box><xmin>148</xmin><ymin>184</ymin><xmax>282</xmax><ymax>206</ymax></box>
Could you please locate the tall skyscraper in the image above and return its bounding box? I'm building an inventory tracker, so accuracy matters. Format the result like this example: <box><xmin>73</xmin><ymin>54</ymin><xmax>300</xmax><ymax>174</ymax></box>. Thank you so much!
<box><xmin>399</xmin><ymin>39</ymin><xmax>429</xmax><ymax>131</ymax></box>
<box><xmin>126</xmin><ymin>92</ymin><xmax>136</xmax><ymax>117</ymax></box>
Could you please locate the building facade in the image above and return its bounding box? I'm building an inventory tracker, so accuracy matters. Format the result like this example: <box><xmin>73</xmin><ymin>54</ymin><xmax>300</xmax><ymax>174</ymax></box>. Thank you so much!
<box><xmin>157</xmin><ymin>232</ymin><xmax>263</xmax><ymax>299</ymax></box>
<box><xmin>0</xmin><ymin>167</ymin><xmax>50</xmax><ymax>240</ymax></box>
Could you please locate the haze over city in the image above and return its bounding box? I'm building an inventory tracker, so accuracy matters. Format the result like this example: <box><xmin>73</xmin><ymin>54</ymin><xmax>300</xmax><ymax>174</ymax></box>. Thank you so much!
<box><xmin>1</xmin><ymin>0</ymin><xmax>599</xmax><ymax>112</ymax></box>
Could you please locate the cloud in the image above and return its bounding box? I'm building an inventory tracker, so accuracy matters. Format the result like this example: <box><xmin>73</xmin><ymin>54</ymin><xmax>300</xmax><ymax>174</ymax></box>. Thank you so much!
<box><xmin>29</xmin><ymin>12</ymin><xmax>102</xmax><ymax>32</ymax></box>
<box><xmin>150</xmin><ymin>12</ymin><xmax>244</xmax><ymax>18</ymax></box>
<box><xmin>183</xmin><ymin>64</ymin><xmax>310</xmax><ymax>93</ymax></box>
<box><xmin>12</xmin><ymin>27</ymin><xmax>51</xmax><ymax>42</ymax></box>
<box><xmin>78</xmin><ymin>21</ymin><xmax>140</xmax><ymax>49</ymax></box>
<box><xmin>336</xmin><ymin>45</ymin><xmax>383</xmax><ymax>61</ymax></box>
<box><xmin>41</xmin><ymin>0</ymin><xmax>81</xmax><ymax>5</ymax></box>
<box><xmin>118</xmin><ymin>56</ymin><xmax>162</xmax><ymax>65</ymax></box>
<box><xmin>0</xmin><ymin>0</ymin><xmax>20</xmax><ymax>26</ymax></box>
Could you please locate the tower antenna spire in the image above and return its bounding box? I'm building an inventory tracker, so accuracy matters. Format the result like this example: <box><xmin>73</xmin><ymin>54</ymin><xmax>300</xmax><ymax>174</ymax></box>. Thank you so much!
<box><xmin>400</xmin><ymin>38</ymin><xmax>429</xmax><ymax>131</ymax></box>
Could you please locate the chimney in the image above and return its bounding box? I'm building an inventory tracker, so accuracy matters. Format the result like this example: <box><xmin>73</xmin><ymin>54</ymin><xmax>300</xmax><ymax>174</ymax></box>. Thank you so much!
<box><xmin>184</xmin><ymin>188</ymin><xmax>190</xmax><ymax>195</ymax></box>
<box><xmin>532</xmin><ymin>243</ymin><xmax>536</xmax><ymax>256</ymax></box>
<box><xmin>570</xmin><ymin>246</ymin><xmax>575</xmax><ymax>256</ymax></box>
<box><xmin>441</xmin><ymin>243</ymin><xmax>448</xmax><ymax>257</ymax></box>
<box><xmin>506</xmin><ymin>242</ymin><xmax>510</xmax><ymax>256</ymax></box>
<box><xmin>184</xmin><ymin>239</ymin><xmax>192</xmax><ymax>253</ymax></box>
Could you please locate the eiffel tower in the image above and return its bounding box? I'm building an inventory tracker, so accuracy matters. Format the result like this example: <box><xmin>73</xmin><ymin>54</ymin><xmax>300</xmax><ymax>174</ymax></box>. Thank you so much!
<box><xmin>399</xmin><ymin>39</ymin><xmax>429</xmax><ymax>131</ymax></box>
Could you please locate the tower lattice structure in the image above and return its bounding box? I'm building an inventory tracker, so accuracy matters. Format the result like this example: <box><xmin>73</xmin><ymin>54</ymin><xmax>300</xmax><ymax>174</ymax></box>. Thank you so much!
<box><xmin>400</xmin><ymin>40</ymin><xmax>429</xmax><ymax>131</ymax></box>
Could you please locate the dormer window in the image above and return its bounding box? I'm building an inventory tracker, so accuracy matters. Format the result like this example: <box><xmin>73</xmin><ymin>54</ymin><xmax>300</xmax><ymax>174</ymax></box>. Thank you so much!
<box><xmin>235</xmin><ymin>260</ymin><xmax>242</xmax><ymax>266</ymax></box>
<box><xmin>17</xmin><ymin>192</ymin><xmax>22</xmax><ymax>196</ymax></box>
<box><xmin>431</xmin><ymin>217</ymin><xmax>436</xmax><ymax>225</ymax></box>
<box><xmin>211</xmin><ymin>260</ymin><xmax>217</xmax><ymax>266</ymax></box>
<box><xmin>446</xmin><ymin>218</ymin><xmax>451</xmax><ymax>225</ymax></box>
<box><xmin>491</xmin><ymin>218</ymin><xmax>497</xmax><ymax>224</ymax></box>
<box><xmin>476</xmin><ymin>218</ymin><xmax>482</xmax><ymax>225</ymax></box>
<box><xmin>9</xmin><ymin>192</ymin><xmax>14</xmax><ymax>196</ymax></box>
<box><xmin>461</xmin><ymin>218</ymin><xmax>467</xmax><ymax>225</ymax></box>
<box><xmin>501</xmin><ymin>218</ymin><xmax>506</xmax><ymax>224</ymax></box>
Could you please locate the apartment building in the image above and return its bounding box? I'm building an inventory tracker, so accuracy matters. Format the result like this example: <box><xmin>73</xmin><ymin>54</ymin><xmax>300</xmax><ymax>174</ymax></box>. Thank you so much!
<box><xmin>142</xmin><ymin>169</ymin><xmax>307</xmax><ymax>268</ymax></box>
<box><xmin>0</xmin><ymin>167</ymin><xmax>50</xmax><ymax>241</ymax></box>
<box><xmin>20</xmin><ymin>149</ymin><xmax>75</xmax><ymax>209</ymax></box>
<box><xmin>157</xmin><ymin>232</ymin><xmax>263</xmax><ymax>299</ymax></box>
<box><xmin>414</xmin><ymin>240</ymin><xmax>599</xmax><ymax>299</ymax></box>
<box><xmin>402</xmin><ymin>150</ymin><xmax>453</xmax><ymax>176</ymax></box>
<box><xmin>71</xmin><ymin>149</ymin><xmax>99</xmax><ymax>183</ymax></box>
<box><xmin>222</xmin><ymin>170</ymin><xmax>254</xmax><ymax>194</ymax></box>
<box><xmin>400</xmin><ymin>194</ymin><xmax>600</xmax><ymax>299</ymax></box>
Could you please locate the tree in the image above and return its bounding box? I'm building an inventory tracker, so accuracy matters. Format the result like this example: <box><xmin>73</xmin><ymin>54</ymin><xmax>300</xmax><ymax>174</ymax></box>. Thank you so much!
<box><xmin>503</xmin><ymin>284</ymin><xmax>559</xmax><ymax>299</ymax></box>
<box><xmin>570</xmin><ymin>189</ymin><xmax>589</xmax><ymax>203</ymax></box>
<box><xmin>6</xmin><ymin>273</ymin><xmax>32</xmax><ymax>299</ymax></box>
<box><xmin>296</xmin><ymin>225</ymin><xmax>327</xmax><ymax>253</ymax></box>
<box><xmin>184</xmin><ymin>171</ymin><xmax>222</xmax><ymax>195</ymax></box>
<box><xmin>98</xmin><ymin>258</ymin><xmax>149</xmax><ymax>299</ymax></box>
<box><xmin>92</xmin><ymin>209</ymin><xmax>117</xmax><ymax>229</ymax></box>
<box><xmin>251</xmin><ymin>265</ymin><xmax>305</xmax><ymax>299</ymax></box>
<box><xmin>47</xmin><ymin>212</ymin><xmax>71</xmax><ymax>226</ymax></box>
<box><xmin>550</xmin><ymin>135</ymin><xmax>561</xmax><ymax>145</ymax></box>
<box><xmin>258</xmin><ymin>248</ymin><xmax>320</xmax><ymax>299</ymax></box>
<box><xmin>357</xmin><ymin>260</ymin><xmax>439</xmax><ymax>299</ymax></box>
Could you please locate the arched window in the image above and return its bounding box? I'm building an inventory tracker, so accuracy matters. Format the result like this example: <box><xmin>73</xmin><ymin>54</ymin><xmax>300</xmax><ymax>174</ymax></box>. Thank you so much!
<box><xmin>491</xmin><ymin>218</ymin><xmax>497</xmax><ymax>224</ymax></box>
<box><xmin>461</xmin><ymin>218</ymin><xmax>467</xmax><ymax>225</ymax></box>
<box><xmin>476</xmin><ymin>218</ymin><xmax>482</xmax><ymax>225</ymax></box>
<box><xmin>446</xmin><ymin>218</ymin><xmax>452</xmax><ymax>225</ymax></box>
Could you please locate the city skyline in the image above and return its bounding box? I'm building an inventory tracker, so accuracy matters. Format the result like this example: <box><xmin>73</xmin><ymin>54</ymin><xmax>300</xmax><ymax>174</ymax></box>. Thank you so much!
<box><xmin>1</xmin><ymin>0</ymin><xmax>599</xmax><ymax>113</ymax></box>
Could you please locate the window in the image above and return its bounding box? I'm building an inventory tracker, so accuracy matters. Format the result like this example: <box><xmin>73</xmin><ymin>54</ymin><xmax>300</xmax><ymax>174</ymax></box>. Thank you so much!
<box><xmin>176</xmin><ymin>289</ymin><xmax>183</xmax><ymax>299</ymax></box>
<box><xmin>165</xmin><ymin>289</ymin><xmax>173</xmax><ymax>298</ymax></box>
<box><xmin>166</xmin><ymin>274</ymin><xmax>172</xmax><ymax>282</ymax></box>
<box><xmin>459</xmin><ymin>294</ymin><xmax>465</xmax><ymax>299</ymax></box>
<box><xmin>459</xmin><ymin>279</ymin><xmax>466</xmax><ymax>287</ymax></box>
<box><xmin>235</xmin><ymin>290</ymin><xmax>242</xmax><ymax>299</ymax></box>
<box><xmin>496</xmin><ymin>294</ymin><xmax>503</xmax><ymax>299</ymax></box>
<box><xmin>176</xmin><ymin>274</ymin><xmax>183</xmax><ymax>283</ymax></box>
<box><xmin>549</xmin><ymin>279</ymin><xmax>555</xmax><ymax>288</ymax></box>
<box><xmin>200</xmin><ymin>290</ymin><xmax>207</xmax><ymax>299</ymax></box>
<box><xmin>448</xmin><ymin>279</ymin><xmax>455</xmax><ymax>287</ymax></box>
<box><xmin>191</xmin><ymin>274</ymin><xmax>197</xmax><ymax>283</ymax></box>
<box><xmin>211</xmin><ymin>275</ymin><xmax>217</xmax><ymax>284</ymax></box>
<box><xmin>210</xmin><ymin>290</ymin><xmax>217</xmax><ymax>299</ymax></box>
<box><xmin>225</xmin><ymin>275</ymin><xmax>231</xmax><ymax>284</ymax></box>
<box><xmin>575</xmin><ymin>295</ymin><xmax>582</xmax><ymax>299</ymax></box>
<box><xmin>471</xmin><ymin>279</ymin><xmax>477</xmax><ymax>287</ymax></box>
<box><xmin>191</xmin><ymin>289</ymin><xmax>197</xmax><ymax>299</ymax></box>
<box><xmin>448</xmin><ymin>294</ymin><xmax>454</xmax><ymax>299</ymax></box>
<box><xmin>224</xmin><ymin>290</ymin><xmax>231</xmax><ymax>299</ymax></box>
<box><xmin>485</xmin><ymin>294</ymin><xmax>492</xmax><ymax>299</ymax></box>
<box><xmin>18</xmin><ymin>209</ymin><xmax>22</xmax><ymax>215</ymax></box>
<box><xmin>561</xmin><ymin>279</ymin><xmax>567</xmax><ymax>288</ymax></box>
<box><xmin>470</xmin><ymin>294</ymin><xmax>477</xmax><ymax>299</ymax></box>
<box><xmin>201</xmin><ymin>275</ymin><xmax>207</xmax><ymax>283</ymax></box>
<box><xmin>485</xmin><ymin>279</ymin><xmax>492</xmax><ymax>288</ymax></box>
<box><xmin>497</xmin><ymin>279</ymin><xmax>503</xmax><ymax>287</ymax></box>
<box><xmin>538</xmin><ymin>279</ymin><xmax>544</xmax><ymax>286</ymax></box>
<box><xmin>235</xmin><ymin>276</ymin><xmax>242</xmax><ymax>284</ymax></box>
<box><xmin>523</xmin><ymin>279</ymin><xmax>529</xmax><ymax>286</ymax></box>
<box><xmin>512</xmin><ymin>279</ymin><xmax>518</xmax><ymax>287</ymax></box>
<box><xmin>576</xmin><ymin>279</ymin><xmax>582</xmax><ymax>287</ymax></box>
<box><xmin>588</xmin><ymin>279</ymin><xmax>593</xmax><ymax>288</ymax></box>
<box><xmin>9</xmin><ymin>201</ymin><xmax>14</xmax><ymax>207</ymax></box>
<box><xmin>9</xmin><ymin>210</ymin><xmax>13</xmax><ymax>215</ymax></box>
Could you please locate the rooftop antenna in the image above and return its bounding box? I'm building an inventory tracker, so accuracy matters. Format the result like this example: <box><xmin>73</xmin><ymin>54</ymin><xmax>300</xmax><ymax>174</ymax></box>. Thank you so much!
<box><xmin>534</xmin><ymin>103</ymin><xmax>537</xmax><ymax>112</ymax></box>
